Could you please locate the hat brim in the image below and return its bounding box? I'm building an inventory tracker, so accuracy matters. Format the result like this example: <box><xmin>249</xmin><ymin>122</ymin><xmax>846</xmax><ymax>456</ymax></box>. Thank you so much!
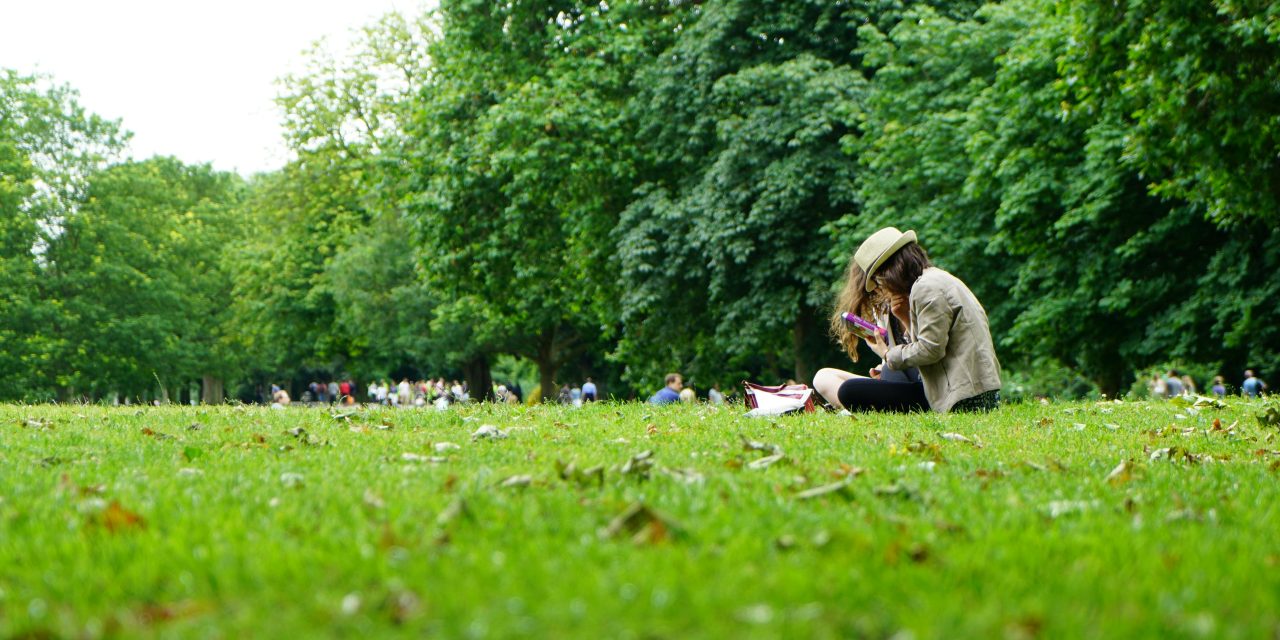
<box><xmin>864</xmin><ymin>230</ymin><xmax>917</xmax><ymax>292</ymax></box>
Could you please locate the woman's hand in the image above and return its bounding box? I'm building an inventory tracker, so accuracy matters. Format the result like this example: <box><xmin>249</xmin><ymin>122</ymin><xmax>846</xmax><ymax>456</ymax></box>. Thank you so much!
<box><xmin>890</xmin><ymin>293</ymin><xmax>910</xmax><ymax>328</ymax></box>
<box><xmin>865</xmin><ymin>332</ymin><xmax>889</xmax><ymax>359</ymax></box>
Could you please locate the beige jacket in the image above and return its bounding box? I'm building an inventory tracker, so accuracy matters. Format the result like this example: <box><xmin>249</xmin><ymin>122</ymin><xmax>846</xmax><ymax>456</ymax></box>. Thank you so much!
<box><xmin>884</xmin><ymin>267</ymin><xmax>1001</xmax><ymax>412</ymax></box>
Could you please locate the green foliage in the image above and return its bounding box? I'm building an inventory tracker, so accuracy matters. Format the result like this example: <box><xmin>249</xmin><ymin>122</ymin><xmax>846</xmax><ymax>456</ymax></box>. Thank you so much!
<box><xmin>4</xmin><ymin>0</ymin><xmax>1279</xmax><ymax>402</ymax></box>
<box><xmin>42</xmin><ymin>157</ymin><xmax>247</xmax><ymax>399</ymax></box>
<box><xmin>1065</xmin><ymin>0</ymin><xmax>1280</xmax><ymax>224</ymax></box>
<box><xmin>850</xmin><ymin>0</ymin><xmax>1280</xmax><ymax>396</ymax></box>
<box><xmin>0</xmin><ymin>70</ymin><xmax>125</xmax><ymax>400</ymax></box>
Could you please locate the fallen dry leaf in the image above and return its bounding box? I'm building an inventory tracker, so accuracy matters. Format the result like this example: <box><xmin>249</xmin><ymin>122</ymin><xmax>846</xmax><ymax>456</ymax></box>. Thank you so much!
<box><xmin>1105</xmin><ymin>459</ymin><xmax>1138</xmax><ymax>486</ymax></box>
<box><xmin>102</xmin><ymin>501</ymin><xmax>146</xmax><ymax>532</ymax></box>
<box><xmin>400</xmin><ymin>452</ymin><xmax>447</xmax><ymax>464</ymax></box>
<box><xmin>471</xmin><ymin>424</ymin><xmax>509</xmax><ymax>441</ymax></box>
<box><xmin>795</xmin><ymin>475</ymin><xmax>857</xmax><ymax>501</ymax></box>
<box><xmin>620</xmin><ymin>450</ymin><xmax>655</xmax><ymax>479</ymax></box>
<box><xmin>747</xmin><ymin>453</ymin><xmax>786</xmax><ymax>470</ymax></box>
<box><xmin>498</xmin><ymin>474</ymin><xmax>533</xmax><ymax>488</ymax></box>
<box><xmin>600</xmin><ymin>501</ymin><xmax>681</xmax><ymax>544</ymax></box>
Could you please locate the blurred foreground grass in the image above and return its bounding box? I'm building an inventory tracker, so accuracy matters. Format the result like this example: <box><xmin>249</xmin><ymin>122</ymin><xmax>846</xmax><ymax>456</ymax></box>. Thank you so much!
<box><xmin>2</xmin><ymin>398</ymin><xmax>1279</xmax><ymax>638</ymax></box>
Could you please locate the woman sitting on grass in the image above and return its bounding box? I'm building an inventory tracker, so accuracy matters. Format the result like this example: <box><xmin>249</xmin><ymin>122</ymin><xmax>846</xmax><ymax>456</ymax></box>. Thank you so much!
<box><xmin>813</xmin><ymin>227</ymin><xmax>1002</xmax><ymax>413</ymax></box>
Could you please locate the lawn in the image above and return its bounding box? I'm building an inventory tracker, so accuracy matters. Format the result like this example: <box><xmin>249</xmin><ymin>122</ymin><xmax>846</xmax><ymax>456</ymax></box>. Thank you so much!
<box><xmin>3</xmin><ymin>398</ymin><xmax>1279</xmax><ymax>638</ymax></box>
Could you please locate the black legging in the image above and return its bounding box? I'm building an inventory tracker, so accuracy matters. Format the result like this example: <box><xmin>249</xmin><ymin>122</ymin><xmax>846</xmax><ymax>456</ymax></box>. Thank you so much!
<box><xmin>837</xmin><ymin>377</ymin><xmax>929</xmax><ymax>413</ymax></box>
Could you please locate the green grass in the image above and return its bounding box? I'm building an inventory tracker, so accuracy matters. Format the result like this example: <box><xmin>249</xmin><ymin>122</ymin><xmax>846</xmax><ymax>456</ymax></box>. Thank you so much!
<box><xmin>3</xmin><ymin>399</ymin><xmax>1280</xmax><ymax>638</ymax></box>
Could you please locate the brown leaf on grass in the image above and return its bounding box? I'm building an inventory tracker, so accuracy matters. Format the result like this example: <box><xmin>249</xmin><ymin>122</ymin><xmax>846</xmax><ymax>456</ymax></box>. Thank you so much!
<box><xmin>379</xmin><ymin>589</ymin><xmax>422</xmax><ymax>626</ymax></box>
<box><xmin>795</xmin><ymin>475</ymin><xmax>857</xmax><ymax>501</ymax></box>
<box><xmin>747</xmin><ymin>453</ymin><xmax>786</xmax><ymax>470</ymax></box>
<box><xmin>883</xmin><ymin>541</ymin><xmax>931</xmax><ymax>565</ymax></box>
<box><xmin>102</xmin><ymin>501</ymin><xmax>146</xmax><ymax>532</ymax></box>
<box><xmin>133</xmin><ymin>600</ymin><xmax>209</xmax><ymax>626</ymax></box>
<box><xmin>872</xmin><ymin>483</ymin><xmax>917</xmax><ymax>500</ymax></box>
<box><xmin>600</xmin><ymin>501</ymin><xmax>681</xmax><ymax>545</ymax></box>
<box><xmin>253</xmin><ymin>434</ymin><xmax>267</xmax><ymax>444</ymax></box>
<box><xmin>740</xmin><ymin>436</ymin><xmax>782</xmax><ymax>455</ymax></box>
<box><xmin>498</xmin><ymin>474</ymin><xmax>533</xmax><ymax>488</ymax></box>
<box><xmin>620</xmin><ymin>450</ymin><xmax>655</xmax><ymax>479</ymax></box>
<box><xmin>1259</xmin><ymin>401</ymin><xmax>1280</xmax><ymax>428</ymax></box>
<box><xmin>1149</xmin><ymin>447</ymin><xmax>1206</xmax><ymax>464</ymax></box>
<box><xmin>1005</xmin><ymin>616</ymin><xmax>1045</xmax><ymax>640</ymax></box>
<box><xmin>555</xmin><ymin>459</ymin><xmax>605</xmax><ymax>488</ymax></box>
<box><xmin>891</xmin><ymin>435</ymin><xmax>946</xmax><ymax>462</ymax></box>
<box><xmin>938</xmin><ymin>432</ymin><xmax>981</xmax><ymax>448</ymax></box>
<box><xmin>436</xmin><ymin>497</ymin><xmax>469</xmax><ymax>526</ymax></box>
<box><xmin>59</xmin><ymin>474</ymin><xmax>105</xmax><ymax>496</ymax></box>
<box><xmin>1105</xmin><ymin>459</ymin><xmax>1138</xmax><ymax>486</ymax></box>
<box><xmin>830</xmin><ymin>463</ymin><xmax>865</xmax><ymax>479</ymax></box>
<box><xmin>660</xmin><ymin>467</ymin><xmax>705</xmax><ymax>484</ymax></box>
<box><xmin>400</xmin><ymin>453</ymin><xmax>447</xmax><ymax>464</ymax></box>
<box><xmin>471</xmin><ymin>424</ymin><xmax>509</xmax><ymax>441</ymax></box>
<box><xmin>378</xmin><ymin>523</ymin><xmax>403</xmax><ymax>550</ymax></box>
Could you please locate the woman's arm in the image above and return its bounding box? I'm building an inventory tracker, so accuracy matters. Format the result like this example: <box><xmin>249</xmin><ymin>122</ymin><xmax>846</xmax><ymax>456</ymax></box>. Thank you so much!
<box><xmin>884</xmin><ymin>280</ymin><xmax>954</xmax><ymax>370</ymax></box>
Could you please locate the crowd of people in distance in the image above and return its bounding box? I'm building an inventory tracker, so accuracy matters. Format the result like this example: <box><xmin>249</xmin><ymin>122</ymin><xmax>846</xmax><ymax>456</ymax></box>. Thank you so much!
<box><xmin>1149</xmin><ymin>368</ymin><xmax>1269</xmax><ymax>399</ymax></box>
<box><xmin>646</xmin><ymin>373</ymin><xmax>726</xmax><ymax>405</ymax></box>
<box><xmin>268</xmin><ymin>378</ymin><xmax>479</xmax><ymax>409</ymax></box>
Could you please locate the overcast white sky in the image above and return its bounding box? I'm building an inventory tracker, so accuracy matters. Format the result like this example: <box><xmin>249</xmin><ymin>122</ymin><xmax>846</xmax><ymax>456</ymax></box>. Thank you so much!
<box><xmin>1</xmin><ymin>0</ymin><xmax>432</xmax><ymax>176</ymax></box>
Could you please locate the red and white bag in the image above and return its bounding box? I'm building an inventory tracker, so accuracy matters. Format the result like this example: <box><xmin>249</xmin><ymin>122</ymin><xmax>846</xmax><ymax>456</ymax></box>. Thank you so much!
<box><xmin>742</xmin><ymin>381</ymin><xmax>815</xmax><ymax>415</ymax></box>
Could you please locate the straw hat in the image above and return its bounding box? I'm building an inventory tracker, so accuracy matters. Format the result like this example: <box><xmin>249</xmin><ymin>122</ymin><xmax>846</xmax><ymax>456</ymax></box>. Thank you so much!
<box><xmin>854</xmin><ymin>227</ymin><xmax>917</xmax><ymax>292</ymax></box>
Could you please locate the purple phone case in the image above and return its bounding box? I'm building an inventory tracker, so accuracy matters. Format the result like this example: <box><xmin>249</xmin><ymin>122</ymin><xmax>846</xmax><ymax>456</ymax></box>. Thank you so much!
<box><xmin>842</xmin><ymin>312</ymin><xmax>888</xmax><ymax>339</ymax></box>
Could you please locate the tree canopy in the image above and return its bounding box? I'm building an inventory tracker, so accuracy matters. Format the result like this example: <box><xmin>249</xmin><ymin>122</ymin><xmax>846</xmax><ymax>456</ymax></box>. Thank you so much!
<box><xmin>2</xmin><ymin>0</ymin><xmax>1277</xmax><ymax>403</ymax></box>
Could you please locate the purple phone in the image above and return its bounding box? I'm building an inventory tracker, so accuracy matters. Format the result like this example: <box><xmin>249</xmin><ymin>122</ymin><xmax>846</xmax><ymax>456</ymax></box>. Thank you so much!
<box><xmin>842</xmin><ymin>312</ymin><xmax>888</xmax><ymax>340</ymax></box>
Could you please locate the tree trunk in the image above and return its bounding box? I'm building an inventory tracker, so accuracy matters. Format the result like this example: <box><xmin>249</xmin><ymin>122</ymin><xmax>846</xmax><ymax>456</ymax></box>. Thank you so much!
<box><xmin>201</xmin><ymin>376</ymin><xmax>225</xmax><ymax>404</ymax></box>
<box><xmin>463</xmin><ymin>354</ymin><xmax>494</xmax><ymax>402</ymax></box>
<box><xmin>793</xmin><ymin>309</ymin><xmax>813</xmax><ymax>385</ymax></box>
<box><xmin>536</xmin><ymin>330</ymin><xmax>558</xmax><ymax>403</ymax></box>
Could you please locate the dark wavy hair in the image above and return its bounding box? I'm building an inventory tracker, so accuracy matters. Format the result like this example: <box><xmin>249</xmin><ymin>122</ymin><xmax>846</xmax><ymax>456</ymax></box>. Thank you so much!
<box><xmin>874</xmin><ymin>242</ymin><xmax>932</xmax><ymax>295</ymax></box>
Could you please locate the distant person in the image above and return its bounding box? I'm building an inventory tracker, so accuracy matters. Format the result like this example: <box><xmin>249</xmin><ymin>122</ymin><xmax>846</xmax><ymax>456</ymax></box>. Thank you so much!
<box><xmin>272</xmin><ymin>386</ymin><xmax>291</xmax><ymax>407</ymax></box>
<box><xmin>707</xmin><ymin>384</ymin><xmax>725</xmax><ymax>405</ymax></box>
<box><xmin>649</xmin><ymin>373</ymin><xmax>683</xmax><ymax>405</ymax></box>
<box><xmin>339</xmin><ymin>379</ymin><xmax>351</xmax><ymax>401</ymax></box>
<box><xmin>397</xmin><ymin>378</ymin><xmax>412</xmax><ymax>406</ymax></box>
<box><xmin>1243</xmin><ymin>369</ymin><xmax>1268</xmax><ymax>398</ymax></box>
<box><xmin>1210</xmin><ymin>376</ymin><xmax>1227</xmax><ymax>398</ymax></box>
<box><xmin>679</xmin><ymin>386</ymin><xmax>696</xmax><ymax>404</ymax></box>
<box><xmin>1150</xmin><ymin>375</ymin><xmax>1168</xmax><ymax>399</ymax></box>
<box><xmin>1164</xmin><ymin>370</ymin><xmax>1184</xmax><ymax>397</ymax></box>
<box><xmin>1180</xmin><ymin>374</ymin><xmax>1197</xmax><ymax>396</ymax></box>
<box><xmin>558</xmin><ymin>384</ymin><xmax>573</xmax><ymax>404</ymax></box>
<box><xmin>327</xmin><ymin>381</ymin><xmax>340</xmax><ymax>404</ymax></box>
<box><xmin>582</xmin><ymin>378</ymin><xmax>598</xmax><ymax>402</ymax></box>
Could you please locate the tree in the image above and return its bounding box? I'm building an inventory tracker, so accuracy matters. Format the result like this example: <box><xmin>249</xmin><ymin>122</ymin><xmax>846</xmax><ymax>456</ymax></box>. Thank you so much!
<box><xmin>404</xmin><ymin>0</ymin><xmax>671</xmax><ymax>398</ymax></box>
<box><xmin>42</xmin><ymin>157</ymin><xmax>246</xmax><ymax>401</ymax></box>
<box><xmin>851</xmin><ymin>0</ymin><xmax>1279</xmax><ymax>395</ymax></box>
<box><xmin>616</xmin><ymin>1</ymin><xmax>880</xmax><ymax>388</ymax></box>
<box><xmin>1066</xmin><ymin>0</ymin><xmax>1280</xmax><ymax>225</ymax></box>
<box><xmin>229</xmin><ymin>11</ymin><xmax>436</xmax><ymax>393</ymax></box>
<box><xmin>0</xmin><ymin>70</ymin><xmax>125</xmax><ymax>401</ymax></box>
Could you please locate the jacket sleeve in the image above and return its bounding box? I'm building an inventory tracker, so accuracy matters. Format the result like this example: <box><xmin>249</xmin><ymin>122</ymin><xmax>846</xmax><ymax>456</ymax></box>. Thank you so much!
<box><xmin>886</xmin><ymin>282</ymin><xmax>953</xmax><ymax>370</ymax></box>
